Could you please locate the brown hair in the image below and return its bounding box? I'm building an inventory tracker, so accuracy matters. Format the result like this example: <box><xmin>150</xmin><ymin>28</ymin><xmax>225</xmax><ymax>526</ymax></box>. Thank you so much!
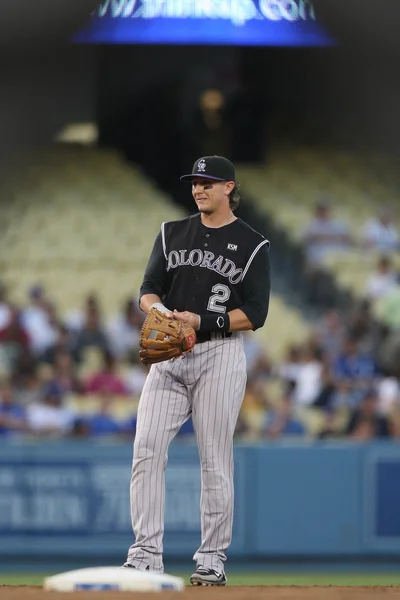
<box><xmin>229</xmin><ymin>184</ymin><xmax>240</xmax><ymax>211</ymax></box>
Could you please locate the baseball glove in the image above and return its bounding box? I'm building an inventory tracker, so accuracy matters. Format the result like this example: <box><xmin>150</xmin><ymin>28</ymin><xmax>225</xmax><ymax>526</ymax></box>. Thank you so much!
<box><xmin>139</xmin><ymin>307</ymin><xmax>197</xmax><ymax>366</ymax></box>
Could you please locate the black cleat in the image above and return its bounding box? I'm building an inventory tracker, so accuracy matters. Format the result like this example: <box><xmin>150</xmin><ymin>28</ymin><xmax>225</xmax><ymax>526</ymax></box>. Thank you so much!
<box><xmin>120</xmin><ymin>563</ymin><xmax>150</xmax><ymax>570</ymax></box>
<box><xmin>190</xmin><ymin>567</ymin><xmax>227</xmax><ymax>586</ymax></box>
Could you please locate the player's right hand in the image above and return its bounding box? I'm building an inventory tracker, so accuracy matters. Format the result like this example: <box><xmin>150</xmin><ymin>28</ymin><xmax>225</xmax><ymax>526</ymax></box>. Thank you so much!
<box><xmin>173</xmin><ymin>310</ymin><xmax>200</xmax><ymax>330</ymax></box>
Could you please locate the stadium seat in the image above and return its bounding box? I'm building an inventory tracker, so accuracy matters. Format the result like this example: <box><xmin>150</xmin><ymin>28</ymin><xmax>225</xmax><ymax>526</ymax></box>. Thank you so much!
<box><xmin>0</xmin><ymin>145</ymin><xmax>184</xmax><ymax>316</ymax></box>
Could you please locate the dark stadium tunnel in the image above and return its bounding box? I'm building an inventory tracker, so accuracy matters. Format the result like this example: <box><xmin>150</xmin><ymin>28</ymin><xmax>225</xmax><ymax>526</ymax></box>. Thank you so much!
<box><xmin>0</xmin><ymin>0</ymin><xmax>100</xmax><ymax>53</ymax></box>
<box><xmin>313</xmin><ymin>0</ymin><xmax>400</xmax><ymax>58</ymax></box>
<box><xmin>0</xmin><ymin>1</ymin><xmax>100</xmax><ymax>168</ymax></box>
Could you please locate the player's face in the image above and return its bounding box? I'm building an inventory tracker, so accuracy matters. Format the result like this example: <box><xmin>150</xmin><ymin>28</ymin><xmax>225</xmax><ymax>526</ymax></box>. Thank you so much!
<box><xmin>191</xmin><ymin>178</ymin><xmax>233</xmax><ymax>215</ymax></box>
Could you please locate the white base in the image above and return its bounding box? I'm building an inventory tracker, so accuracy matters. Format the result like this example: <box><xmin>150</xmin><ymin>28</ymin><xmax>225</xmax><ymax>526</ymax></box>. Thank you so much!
<box><xmin>43</xmin><ymin>567</ymin><xmax>185</xmax><ymax>592</ymax></box>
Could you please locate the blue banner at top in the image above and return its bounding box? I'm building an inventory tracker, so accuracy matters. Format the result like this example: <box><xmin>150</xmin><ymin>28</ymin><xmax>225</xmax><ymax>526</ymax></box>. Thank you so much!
<box><xmin>72</xmin><ymin>0</ymin><xmax>336</xmax><ymax>46</ymax></box>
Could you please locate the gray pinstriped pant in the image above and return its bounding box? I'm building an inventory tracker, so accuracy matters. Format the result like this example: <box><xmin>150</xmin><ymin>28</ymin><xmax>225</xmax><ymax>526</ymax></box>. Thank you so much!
<box><xmin>126</xmin><ymin>333</ymin><xmax>247</xmax><ymax>573</ymax></box>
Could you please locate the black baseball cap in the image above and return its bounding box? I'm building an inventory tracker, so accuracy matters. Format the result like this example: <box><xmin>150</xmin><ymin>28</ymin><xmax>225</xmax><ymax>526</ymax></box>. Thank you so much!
<box><xmin>180</xmin><ymin>155</ymin><xmax>235</xmax><ymax>183</ymax></box>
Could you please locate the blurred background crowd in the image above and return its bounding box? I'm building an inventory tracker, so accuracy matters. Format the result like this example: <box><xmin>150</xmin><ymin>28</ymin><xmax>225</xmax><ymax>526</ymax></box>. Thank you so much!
<box><xmin>1</xmin><ymin>192</ymin><xmax>399</xmax><ymax>443</ymax></box>
<box><xmin>1</xmin><ymin>1</ymin><xmax>400</xmax><ymax>446</ymax></box>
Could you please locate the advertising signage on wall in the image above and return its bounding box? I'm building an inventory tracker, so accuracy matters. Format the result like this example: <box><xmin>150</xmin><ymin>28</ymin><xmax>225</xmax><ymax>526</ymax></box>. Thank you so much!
<box><xmin>0</xmin><ymin>462</ymin><xmax>201</xmax><ymax>536</ymax></box>
<box><xmin>3</xmin><ymin>442</ymin><xmax>400</xmax><ymax>563</ymax></box>
<box><xmin>72</xmin><ymin>0</ymin><xmax>336</xmax><ymax>46</ymax></box>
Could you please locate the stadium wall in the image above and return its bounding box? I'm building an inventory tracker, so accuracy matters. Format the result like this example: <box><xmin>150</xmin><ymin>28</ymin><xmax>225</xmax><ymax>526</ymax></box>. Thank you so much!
<box><xmin>1</xmin><ymin>440</ymin><xmax>400</xmax><ymax>569</ymax></box>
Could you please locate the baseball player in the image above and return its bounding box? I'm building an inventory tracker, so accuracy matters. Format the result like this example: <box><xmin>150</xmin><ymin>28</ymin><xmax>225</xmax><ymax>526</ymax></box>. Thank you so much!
<box><xmin>123</xmin><ymin>155</ymin><xmax>270</xmax><ymax>585</ymax></box>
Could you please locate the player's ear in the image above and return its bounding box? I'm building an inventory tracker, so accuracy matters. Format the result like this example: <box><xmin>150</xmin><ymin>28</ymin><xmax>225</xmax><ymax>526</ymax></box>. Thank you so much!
<box><xmin>225</xmin><ymin>181</ymin><xmax>235</xmax><ymax>195</ymax></box>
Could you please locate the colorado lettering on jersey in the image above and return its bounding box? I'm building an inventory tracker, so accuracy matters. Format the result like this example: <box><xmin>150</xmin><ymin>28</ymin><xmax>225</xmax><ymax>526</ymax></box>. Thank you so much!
<box><xmin>167</xmin><ymin>249</ymin><xmax>243</xmax><ymax>285</ymax></box>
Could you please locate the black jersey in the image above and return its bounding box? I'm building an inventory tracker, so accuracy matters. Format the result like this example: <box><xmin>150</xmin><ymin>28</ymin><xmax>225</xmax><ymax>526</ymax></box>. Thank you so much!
<box><xmin>140</xmin><ymin>213</ymin><xmax>270</xmax><ymax>330</ymax></box>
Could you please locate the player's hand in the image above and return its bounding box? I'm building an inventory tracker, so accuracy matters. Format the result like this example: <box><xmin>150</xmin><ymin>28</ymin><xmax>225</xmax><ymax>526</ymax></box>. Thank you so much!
<box><xmin>173</xmin><ymin>310</ymin><xmax>200</xmax><ymax>331</ymax></box>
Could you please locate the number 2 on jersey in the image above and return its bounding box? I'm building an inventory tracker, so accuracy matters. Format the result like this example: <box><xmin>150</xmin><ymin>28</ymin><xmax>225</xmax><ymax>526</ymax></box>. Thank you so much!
<box><xmin>207</xmin><ymin>283</ymin><xmax>231</xmax><ymax>314</ymax></box>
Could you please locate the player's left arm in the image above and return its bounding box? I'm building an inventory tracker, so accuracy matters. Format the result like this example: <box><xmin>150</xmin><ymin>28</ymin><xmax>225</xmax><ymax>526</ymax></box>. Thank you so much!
<box><xmin>225</xmin><ymin>308</ymin><xmax>255</xmax><ymax>332</ymax></box>
<box><xmin>234</xmin><ymin>241</ymin><xmax>270</xmax><ymax>331</ymax></box>
<box><xmin>173</xmin><ymin>307</ymin><xmax>255</xmax><ymax>331</ymax></box>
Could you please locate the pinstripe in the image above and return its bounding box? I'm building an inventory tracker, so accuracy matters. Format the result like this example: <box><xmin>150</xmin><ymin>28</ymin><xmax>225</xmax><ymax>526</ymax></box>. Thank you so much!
<box><xmin>191</xmin><ymin>335</ymin><xmax>246</xmax><ymax>572</ymax></box>
<box><xmin>127</xmin><ymin>359</ymin><xmax>190</xmax><ymax>572</ymax></box>
<box><xmin>134</xmin><ymin>365</ymin><xmax>159</xmax><ymax>567</ymax></box>
<box><xmin>216</xmin><ymin>338</ymin><xmax>238</xmax><ymax>559</ymax></box>
<box><xmin>207</xmin><ymin>340</ymin><xmax>222</xmax><ymax>564</ymax></box>
<box><xmin>151</xmin><ymin>362</ymin><xmax>173</xmax><ymax>552</ymax></box>
<box><xmin>215</xmin><ymin>339</ymin><xmax>233</xmax><ymax>555</ymax></box>
<box><xmin>212</xmin><ymin>343</ymin><xmax>226</xmax><ymax>559</ymax></box>
<box><xmin>127</xmin><ymin>334</ymin><xmax>246</xmax><ymax>575</ymax></box>
<box><xmin>133</xmin><ymin>364</ymin><xmax>162</xmax><ymax>569</ymax></box>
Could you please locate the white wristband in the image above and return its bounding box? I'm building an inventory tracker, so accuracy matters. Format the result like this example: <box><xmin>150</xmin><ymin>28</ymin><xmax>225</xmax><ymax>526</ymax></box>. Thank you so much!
<box><xmin>151</xmin><ymin>302</ymin><xmax>170</xmax><ymax>314</ymax></box>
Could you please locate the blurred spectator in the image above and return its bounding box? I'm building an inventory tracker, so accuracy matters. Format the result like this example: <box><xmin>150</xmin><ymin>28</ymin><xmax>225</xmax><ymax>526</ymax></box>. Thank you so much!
<box><xmin>314</xmin><ymin>309</ymin><xmax>346</xmax><ymax>361</ymax></box>
<box><xmin>329</xmin><ymin>380</ymin><xmax>355</xmax><ymax>412</ymax></box>
<box><xmin>241</xmin><ymin>379</ymin><xmax>268</xmax><ymax>414</ymax></box>
<box><xmin>122</xmin><ymin>351</ymin><xmax>149</xmax><ymax>397</ymax></box>
<box><xmin>107</xmin><ymin>298</ymin><xmax>142</xmax><ymax>360</ymax></box>
<box><xmin>333</xmin><ymin>335</ymin><xmax>377</xmax><ymax>407</ymax></box>
<box><xmin>303</xmin><ymin>198</ymin><xmax>352</xmax><ymax>306</ymax></box>
<box><xmin>365</xmin><ymin>255</ymin><xmax>398</xmax><ymax>302</ymax></box>
<box><xmin>345</xmin><ymin>389</ymin><xmax>391</xmax><ymax>439</ymax></box>
<box><xmin>264</xmin><ymin>394</ymin><xmax>306</xmax><ymax>439</ymax></box>
<box><xmin>14</xmin><ymin>369</ymin><xmax>43</xmax><ymax>406</ymax></box>
<box><xmin>84</xmin><ymin>349</ymin><xmax>128</xmax><ymax>396</ymax></box>
<box><xmin>238</xmin><ymin>380</ymin><xmax>269</xmax><ymax>438</ymax></box>
<box><xmin>275</xmin><ymin>344</ymin><xmax>302</xmax><ymax>389</ymax></box>
<box><xmin>318</xmin><ymin>412</ymin><xmax>342</xmax><ymax>440</ymax></box>
<box><xmin>375</xmin><ymin>286</ymin><xmax>400</xmax><ymax>329</ymax></box>
<box><xmin>0</xmin><ymin>281</ymin><xmax>11</xmax><ymax>329</ymax></box>
<box><xmin>362</xmin><ymin>206</ymin><xmax>399</xmax><ymax>253</ymax></box>
<box><xmin>64</xmin><ymin>293</ymin><xmax>101</xmax><ymax>332</ymax></box>
<box><xmin>0</xmin><ymin>305</ymin><xmax>30</xmax><ymax>372</ymax></box>
<box><xmin>378</xmin><ymin>328</ymin><xmax>400</xmax><ymax>381</ymax></box>
<box><xmin>0</xmin><ymin>344</ymin><xmax>10</xmax><ymax>377</ymax></box>
<box><xmin>312</xmin><ymin>364</ymin><xmax>336</xmax><ymax>410</ymax></box>
<box><xmin>21</xmin><ymin>285</ymin><xmax>58</xmax><ymax>356</ymax></box>
<box><xmin>40</xmin><ymin>324</ymin><xmax>78</xmax><ymax>365</ymax></box>
<box><xmin>84</xmin><ymin>396</ymin><xmax>123</xmax><ymax>437</ymax></box>
<box><xmin>347</xmin><ymin>299</ymin><xmax>380</xmax><ymax>357</ymax></box>
<box><xmin>11</xmin><ymin>347</ymin><xmax>37</xmax><ymax>387</ymax></box>
<box><xmin>0</xmin><ymin>380</ymin><xmax>27</xmax><ymax>436</ymax></box>
<box><xmin>290</xmin><ymin>346</ymin><xmax>324</xmax><ymax>407</ymax></box>
<box><xmin>70</xmin><ymin>419</ymin><xmax>91</xmax><ymax>438</ymax></box>
<box><xmin>73</xmin><ymin>302</ymin><xmax>109</xmax><ymax>361</ymax></box>
<box><xmin>377</xmin><ymin>375</ymin><xmax>400</xmax><ymax>416</ymax></box>
<box><xmin>48</xmin><ymin>351</ymin><xmax>83</xmax><ymax>395</ymax></box>
<box><xmin>26</xmin><ymin>382</ymin><xmax>75</xmax><ymax>437</ymax></box>
<box><xmin>389</xmin><ymin>401</ymin><xmax>400</xmax><ymax>438</ymax></box>
<box><xmin>303</xmin><ymin>198</ymin><xmax>352</xmax><ymax>267</ymax></box>
<box><xmin>0</xmin><ymin>268</ymin><xmax>398</xmax><ymax>443</ymax></box>
<box><xmin>243</xmin><ymin>331</ymin><xmax>272</xmax><ymax>381</ymax></box>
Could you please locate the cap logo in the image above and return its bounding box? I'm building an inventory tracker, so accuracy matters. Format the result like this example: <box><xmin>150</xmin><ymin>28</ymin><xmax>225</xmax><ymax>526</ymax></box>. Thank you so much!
<box><xmin>197</xmin><ymin>159</ymin><xmax>206</xmax><ymax>173</ymax></box>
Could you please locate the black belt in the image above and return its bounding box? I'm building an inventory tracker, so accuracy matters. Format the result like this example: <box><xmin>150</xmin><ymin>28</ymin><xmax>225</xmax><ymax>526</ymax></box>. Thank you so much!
<box><xmin>196</xmin><ymin>331</ymin><xmax>233</xmax><ymax>344</ymax></box>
